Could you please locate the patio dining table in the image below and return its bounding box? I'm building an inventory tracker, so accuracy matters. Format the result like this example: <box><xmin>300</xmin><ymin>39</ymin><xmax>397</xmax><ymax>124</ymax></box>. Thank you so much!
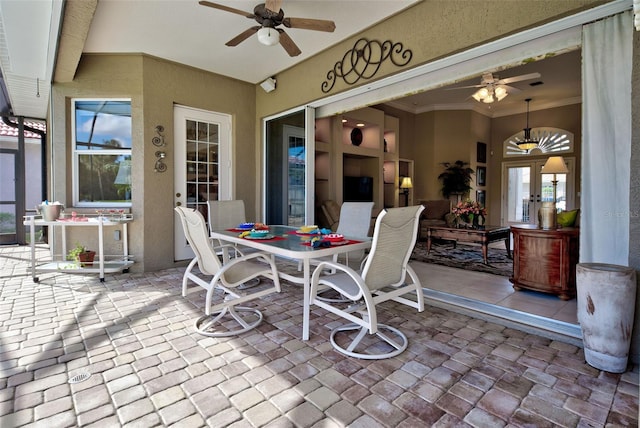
<box><xmin>209</xmin><ymin>225</ymin><xmax>372</xmax><ymax>340</ymax></box>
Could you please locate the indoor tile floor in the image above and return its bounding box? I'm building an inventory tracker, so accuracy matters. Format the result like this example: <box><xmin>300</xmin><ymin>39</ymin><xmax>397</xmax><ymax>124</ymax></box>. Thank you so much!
<box><xmin>0</xmin><ymin>244</ymin><xmax>637</xmax><ymax>427</ymax></box>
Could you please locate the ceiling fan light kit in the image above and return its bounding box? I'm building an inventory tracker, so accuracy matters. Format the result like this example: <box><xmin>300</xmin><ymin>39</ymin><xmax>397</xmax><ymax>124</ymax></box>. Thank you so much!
<box><xmin>257</xmin><ymin>27</ymin><xmax>279</xmax><ymax>46</ymax></box>
<box><xmin>199</xmin><ymin>1</ymin><xmax>335</xmax><ymax>57</ymax></box>
<box><xmin>461</xmin><ymin>71</ymin><xmax>542</xmax><ymax>104</ymax></box>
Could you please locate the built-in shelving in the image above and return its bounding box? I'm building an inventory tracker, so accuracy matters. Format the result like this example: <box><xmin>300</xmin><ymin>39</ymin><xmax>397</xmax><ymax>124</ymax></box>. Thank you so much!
<box><xmin>315</xmin><ymin>107</ymin><xmax>404</xmax><ymax>215</ymax></box>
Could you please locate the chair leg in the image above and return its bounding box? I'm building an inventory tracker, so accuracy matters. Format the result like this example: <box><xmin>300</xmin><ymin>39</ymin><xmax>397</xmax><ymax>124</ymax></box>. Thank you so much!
<box><xmin>195</xmin><ymin>306</ymin><xmax>263</xmax><ymax>337</ymax></box>
<box><xmin>237</xmin><ymin>278</ymin><xmax>261</xmax><ymax>289</ymax></box>
<box><xmin>329</xmin><ymin>312</ymin><xmax>408</xmax><ymax>360</ymax></box>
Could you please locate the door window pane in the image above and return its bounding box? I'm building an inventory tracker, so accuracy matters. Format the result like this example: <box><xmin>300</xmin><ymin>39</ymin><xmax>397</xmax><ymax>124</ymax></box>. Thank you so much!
<box><xmin>507</xmin><ymin>166</ymin><xmax>530</xmax><ymax>223</ymax></box>
<box><xmin>186</xmin><ymin>120</ymin><xmax>219</xmax><ymax>215</ymax></box>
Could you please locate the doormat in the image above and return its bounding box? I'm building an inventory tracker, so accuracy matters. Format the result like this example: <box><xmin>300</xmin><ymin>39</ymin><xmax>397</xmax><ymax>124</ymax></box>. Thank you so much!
<box><xmin>410</xmin><ymin>240</ymin><xmax>513</xmax><ymax>277</ymax></box>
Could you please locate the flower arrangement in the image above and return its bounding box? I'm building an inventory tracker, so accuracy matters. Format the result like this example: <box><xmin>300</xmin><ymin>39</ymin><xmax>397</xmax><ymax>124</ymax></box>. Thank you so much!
<box><xmin>452</xmin><ymin>200</ymin><xmax>487</xmax><ymax>228</ymax></box>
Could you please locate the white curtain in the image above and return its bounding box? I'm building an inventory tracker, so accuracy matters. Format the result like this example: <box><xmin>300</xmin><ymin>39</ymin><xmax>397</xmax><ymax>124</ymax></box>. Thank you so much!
<box><xmin>581</xmin><ymin>11</ymin><xmax>632</xmax><ymax>265</ymax></box>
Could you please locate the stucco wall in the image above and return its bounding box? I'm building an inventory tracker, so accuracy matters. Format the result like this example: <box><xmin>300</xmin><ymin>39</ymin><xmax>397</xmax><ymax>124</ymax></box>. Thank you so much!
<box><xmin>50</xmin><ymin>55</ymin><xmax>144</xmax><ymax>264</ymax></box>
<box><xmin>51</xmin><ymin>54</ymin><xmax>255</xmax><ymax>272</ymax></box>
<box><xmin>255</xmin><ymin>0</ymin><xmax>604</xmax><ymax>119</ymax></box>
<box><xmin>489</xmin><ymin>103</ymin><xmax>582</xmax><ymax>225</ymax></box>
<box><xmin>140</xmin><ymin>56</ymin><xmax>255</xmax><ymax>271</ymax></box>
<box><xmin>629</xmin><ymin>26</ymin><xmax>640</xmax><ymax>368</ymax></box>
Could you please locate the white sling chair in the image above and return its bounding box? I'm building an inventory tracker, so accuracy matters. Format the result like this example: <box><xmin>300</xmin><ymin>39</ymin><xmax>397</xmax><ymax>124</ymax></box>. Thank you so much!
<box><xmin>175</xmin><ymin>206</ymin><xmax>281</xmax><ymax>337</ymax></box>
<box><xmin>208</xmin><ymin>199</ymin><xmax>262</xmax><ymax>287</ymax></box>
<box><xmin>299</xmin><ymin>201</ymin><xmax>373</xmax><ymax>272</ymax></box>
<box><xmin>310</xmin><ymin>205</ymin><xmax>425</xmax><ymax>359</ymax></box>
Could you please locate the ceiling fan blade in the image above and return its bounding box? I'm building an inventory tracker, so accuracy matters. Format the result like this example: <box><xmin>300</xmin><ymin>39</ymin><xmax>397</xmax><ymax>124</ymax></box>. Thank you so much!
<box><xmin>277</xmin><ymin>29</ymin><xmax>302</xmax><ymax>57</ymax></box>
<box><xmin>225</xmin><ymin>26</ymin><xmax>261</xmax><ymax>47</ymax></box>
<box><xmin>500</xmin><ymin>84</ymin><xmax>521</xmax><ymax>93</ymax></box>
<box><xmin>498</xmin><ymin>72</ymin><xmax>542</xmax><ymax>85</ymax></box>
<box><xmin>198</xmin><ymin>1</ymin><xmax>255</xmax><ymax>18</ymax></box>
<box><xmin>283</xmin><ymin>17</ymin><xmax>336</xmax><ymax>32</ymax></box>
<box><xmin>444</xmin><ymin>84</ymin><xmax>484</xmax><ymax>90</ymax></box>
<box><xmin>265</xmin><ymin>0</ymin><xmax>283</xmax><ymax>13</ymax></box>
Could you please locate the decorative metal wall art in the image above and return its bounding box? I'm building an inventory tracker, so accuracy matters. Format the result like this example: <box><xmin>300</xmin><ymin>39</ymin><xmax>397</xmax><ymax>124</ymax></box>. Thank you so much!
<box><xmin>152</xmin><ymin>125</ymin><xmax>166</xmax><ymax>146</ymax></box>
<box><xmin>321</xmin><ymin>38</ymin><xmax>412</xmax><ymax>93</ymax></box>
<box><xmin>154</xmin><ymin>151</ymin><xmax>167</xmax><ymax>173</ymax></box>
<box><xmin>152</xmin><ymin>125</ymin><xmax>168</xmax><ymax>172</ymax></box>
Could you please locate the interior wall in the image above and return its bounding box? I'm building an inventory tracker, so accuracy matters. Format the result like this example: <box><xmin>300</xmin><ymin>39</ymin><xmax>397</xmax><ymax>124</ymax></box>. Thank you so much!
<box><xmin>141</xmin><ymin>55</ymin><xmax>255</xmax><ymax>271</ymax></box>
<box><xmin>489</xmin><ymin>103</ymin><xmax>582</xmax><ymax>224</ymax></box>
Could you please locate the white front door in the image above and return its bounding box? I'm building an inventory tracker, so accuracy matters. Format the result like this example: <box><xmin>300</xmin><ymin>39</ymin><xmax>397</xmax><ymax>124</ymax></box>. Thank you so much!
<box><xmin>502</xmin><ymin>157</ymin><xmax>575</xmax><ymax>227</ymax></box>
<box><xmin>174</xmin><ymin>105</ymin><xmax>231</xmax><ymax>260</ymax></box>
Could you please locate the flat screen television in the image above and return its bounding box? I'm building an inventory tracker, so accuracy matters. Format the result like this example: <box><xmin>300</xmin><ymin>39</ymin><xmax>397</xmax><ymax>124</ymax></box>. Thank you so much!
<box><xmin>343</xmin><ymin>176</ymin><xmax>373</xmax><ymax>202</ymax></box>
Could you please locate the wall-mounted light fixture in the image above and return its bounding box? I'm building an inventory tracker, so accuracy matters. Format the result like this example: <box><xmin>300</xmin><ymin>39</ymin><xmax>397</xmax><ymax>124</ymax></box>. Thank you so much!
<box><xmin>260</xmin><ymin>77</ymin><xmax>277</xmax><ymax>93</ymax></box>
<box><xmin>152</xmin><ymin>124</ymin><xmax>167</xmax><ymax>172</ymax></box>
<box><xmin>154</xmin><ymin>151</ymin><xmax>167</xmax><ymax>173</ymax></box>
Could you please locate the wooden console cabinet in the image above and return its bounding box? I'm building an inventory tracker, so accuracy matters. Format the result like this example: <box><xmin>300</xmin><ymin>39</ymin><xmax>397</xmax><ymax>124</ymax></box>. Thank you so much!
<box><xmin>510</xmin><ymin>225</ymin><xmax>579</xmax><ymax>300</ymax></box>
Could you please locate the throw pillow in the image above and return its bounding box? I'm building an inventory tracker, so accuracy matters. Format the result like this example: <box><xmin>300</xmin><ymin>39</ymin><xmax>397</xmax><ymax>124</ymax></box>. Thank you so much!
<box><xmin>557</xmin><ymin>209</ymin><xmax>579</xmax><ymax>227</ymax></box>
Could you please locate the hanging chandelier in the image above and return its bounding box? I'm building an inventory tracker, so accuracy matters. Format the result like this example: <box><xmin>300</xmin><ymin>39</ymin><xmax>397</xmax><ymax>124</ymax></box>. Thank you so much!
<box><xmin>518</xmin><ymin>98</ymin><xmax>539</xmax><ymax>151</ymax></box>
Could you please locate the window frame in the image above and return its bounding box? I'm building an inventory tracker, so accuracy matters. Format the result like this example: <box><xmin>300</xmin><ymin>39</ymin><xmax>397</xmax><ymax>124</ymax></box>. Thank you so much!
<box><xmin>71</xmin><ymin>98</ymin><xmax>132</xmax><ymax>208</ymax></box>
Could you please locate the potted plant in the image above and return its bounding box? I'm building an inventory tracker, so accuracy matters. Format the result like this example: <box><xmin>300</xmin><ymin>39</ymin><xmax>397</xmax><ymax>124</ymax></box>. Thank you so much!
<box><xmin>67</xmin><ymin>243</ymin><xmax>96</xmax><ymax>267</ymax></box>
<box><xmin>437</xmin><ymin>160</ymin><xmax>475</xmax><ymax>199</ymax></box>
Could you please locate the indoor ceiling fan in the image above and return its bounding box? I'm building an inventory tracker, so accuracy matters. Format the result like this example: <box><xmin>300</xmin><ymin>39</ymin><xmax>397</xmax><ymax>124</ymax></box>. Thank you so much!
<box><xmin>198</xmin><ymin>0</ymin><xmax>336</xmax><ymax>57</ymax></box>
<box><xmin>450</xmin><ymin>72</ymin><xmax>542</xmax><ymax>103</ymax></box>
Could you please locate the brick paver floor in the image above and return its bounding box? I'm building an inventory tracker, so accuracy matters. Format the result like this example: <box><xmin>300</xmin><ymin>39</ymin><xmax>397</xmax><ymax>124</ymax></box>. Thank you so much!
<box><xmin>0</xmin><ymin>244</ymin><xmax>638</xmax><ymax>427</ymax></box>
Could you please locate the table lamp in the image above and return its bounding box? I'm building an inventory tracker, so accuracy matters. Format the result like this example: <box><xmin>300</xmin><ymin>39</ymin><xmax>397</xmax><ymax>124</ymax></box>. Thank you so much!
<box><xmin>539</xmin><ymin>156</ymin><xmax>568</xmax><ymax>229</ymax></box>
<box><xmin>400</xmin><ymin>176</ymin><xmax>413</xmax><ymax>206</ymax></box>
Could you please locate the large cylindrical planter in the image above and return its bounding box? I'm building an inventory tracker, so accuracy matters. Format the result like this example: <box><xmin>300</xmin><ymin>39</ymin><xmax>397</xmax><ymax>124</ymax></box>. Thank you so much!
<box><xmin>576</xmin><ymin>263</ymin><xmax>637</xmax><ymax>373</ymax></box>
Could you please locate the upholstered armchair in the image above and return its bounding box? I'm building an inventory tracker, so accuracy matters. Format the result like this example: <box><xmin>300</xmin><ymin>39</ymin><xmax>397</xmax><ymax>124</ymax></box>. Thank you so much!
<box><xmin>418</xmin><ymin>199</ymin><xmax>452</xmax><ymax>239</ymax></box>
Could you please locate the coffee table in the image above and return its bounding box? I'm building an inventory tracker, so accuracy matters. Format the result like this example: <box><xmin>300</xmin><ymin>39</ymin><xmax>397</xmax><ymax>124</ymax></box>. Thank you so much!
<box><xmin>426</xmin><ymin>225</ymin><xmax>511</xmax><ymax>264</ymax></box>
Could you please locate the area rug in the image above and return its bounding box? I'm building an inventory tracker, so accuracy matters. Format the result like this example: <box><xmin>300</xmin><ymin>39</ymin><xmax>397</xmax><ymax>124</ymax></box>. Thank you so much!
<box><xmin>411</xmin><ymin>240</ymin><xmax>513</xmax><ymax>277</ymax></box>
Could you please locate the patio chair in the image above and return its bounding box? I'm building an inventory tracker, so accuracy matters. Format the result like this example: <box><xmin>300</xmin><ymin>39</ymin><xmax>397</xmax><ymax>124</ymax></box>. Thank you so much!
<box><xmin>309</xmin><ymin>205</ymin><xmax>425</xmax><ymax>359</ymax></box>
<box><xmin>175</xmin><ymin>206</ymin><xmax>281</xmax><ymax>337</ymax></box>
<box><xmin>300</xmin><ymin>201</ymin><xmax>373</xmax><ymax>271</ymax></box>
<box><xmin>207</xmin><ymin>199</ymin><xmax>247</xmax><ymax>239</ymax></box>
<box><xmin>208</xmin><ymin>199</ymin><xmax>263</xmax><ymax>288</ymax></box>
<box><xmin>334</xmin><ymin>201</ymin><xmax>374</xmax><ymax>265</ymax></box>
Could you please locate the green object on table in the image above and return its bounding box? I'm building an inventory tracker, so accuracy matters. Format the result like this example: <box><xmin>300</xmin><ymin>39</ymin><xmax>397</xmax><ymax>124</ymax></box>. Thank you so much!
<box><xmin>557</xmin><ymin>209</ymin><xmax>578</xmax><ymax>227</ymax></box>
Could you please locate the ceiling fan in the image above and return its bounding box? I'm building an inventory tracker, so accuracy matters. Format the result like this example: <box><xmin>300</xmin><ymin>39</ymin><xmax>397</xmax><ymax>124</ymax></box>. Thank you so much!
<box><xmin>450</xmin><ymin>72</ymin><xmax>542</xmax><ymax>103</ymax></box>
<box><xmin>198</xmin><ymin>0</ymin><xmax>336</xmax><ymax>57</ymax></box>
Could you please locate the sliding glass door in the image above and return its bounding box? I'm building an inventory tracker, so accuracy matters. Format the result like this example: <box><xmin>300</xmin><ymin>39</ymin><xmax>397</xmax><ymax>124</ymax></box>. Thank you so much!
<box><xmin>263</xmin><ymin>107</ymin><xmax>315</xmax><ymax>226</ymax></box>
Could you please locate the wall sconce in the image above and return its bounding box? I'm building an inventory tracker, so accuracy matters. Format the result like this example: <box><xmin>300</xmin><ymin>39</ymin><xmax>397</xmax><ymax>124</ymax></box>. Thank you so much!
<box><xmin>400</xmin><ymin>176</ymin><xmax>413</xmax><ymax>206</ymax></box>
<box><xmin>260</xmin><ymin>77</ymin><xmax>277</xmax><ymax>93</ymax></box>
<box><xmin>154</xmin><ymin>151</ymin><xmax>167</xmax><ymax>173</ymax></box>
<box><xmin>152</xmin><ymin>124</ymin><xmax>168</xmax><ymax>172</ymax></box>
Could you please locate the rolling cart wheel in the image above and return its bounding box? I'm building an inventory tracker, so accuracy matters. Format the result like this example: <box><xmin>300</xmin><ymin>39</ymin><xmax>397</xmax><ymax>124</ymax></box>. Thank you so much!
<box><xmin>33</xmin><ymin>277</ymin><xmax>39</xmax><ymax>283</ymax></box>
<box><xmin>100</xmin><ymin>278</ymin><xmax>105</xmax><ymax>282</ymax></box>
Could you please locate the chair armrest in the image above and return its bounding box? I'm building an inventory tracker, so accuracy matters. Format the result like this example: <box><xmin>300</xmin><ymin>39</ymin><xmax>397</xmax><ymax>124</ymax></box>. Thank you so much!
<box><xmin>311</xmin><ymin>261</ymin><xmax>365</xmax><ymax>300</ymax></box>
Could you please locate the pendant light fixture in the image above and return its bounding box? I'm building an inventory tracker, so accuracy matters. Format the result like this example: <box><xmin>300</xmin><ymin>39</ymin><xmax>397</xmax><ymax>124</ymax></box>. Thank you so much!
<box><xmin>518</xmin><ymin>98</ymin><xmax>539</xmax><ymax>151</ymax></box>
